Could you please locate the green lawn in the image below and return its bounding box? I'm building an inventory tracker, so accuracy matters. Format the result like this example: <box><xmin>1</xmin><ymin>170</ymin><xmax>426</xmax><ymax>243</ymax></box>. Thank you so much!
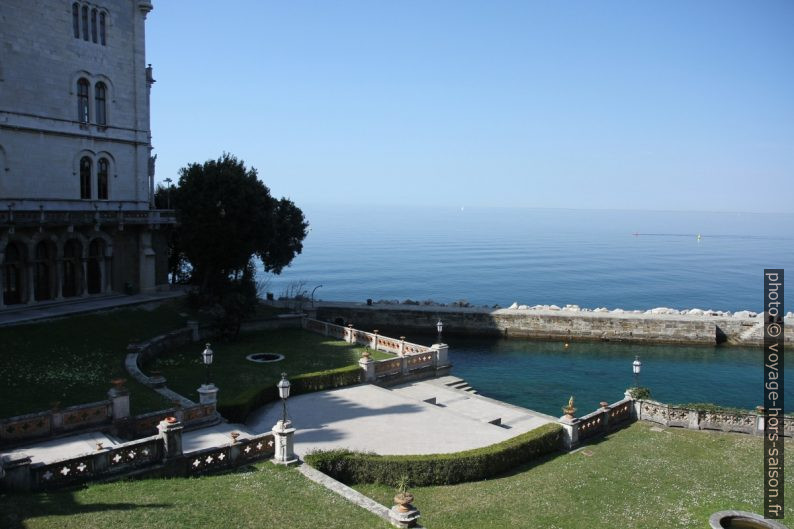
<box><xmin>0</xmin><ymin>463</ymin><xmax>391</xmax><ymax>529</ymax></box>
<box><xmin>354</xmin><ymin>422</ymin><xmax>794</xmax><ymax>529</ymax></box>
<box><xmin>0</xmin><ymin>301</ymin><xmax>194</xmax><ymax>418</ymax></box>
<box><xmin>147</xmin><ymin>328</ymin><xmax>392</xmax><ymax>407</ymax></box>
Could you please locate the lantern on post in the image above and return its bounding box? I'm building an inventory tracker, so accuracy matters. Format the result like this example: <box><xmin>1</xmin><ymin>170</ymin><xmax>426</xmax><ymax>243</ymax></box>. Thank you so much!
<box><xmin>632</xmin><ymin>356</ymin><xmax>642</xmax><ymax>387</ymax></box>
<box><xmin>202</xmin><ymin>343</ymin><xmax>214</xmax><ymax>385</ymax></box>
<box><xmin>277</xmin><ymin>372</ymin><xmax>291</xmax><ymax>425</ymax></box>
<box><xmin>436</xmin><ymin>319</ymin><xmax>443</xmax><ymax>344</ymax></box>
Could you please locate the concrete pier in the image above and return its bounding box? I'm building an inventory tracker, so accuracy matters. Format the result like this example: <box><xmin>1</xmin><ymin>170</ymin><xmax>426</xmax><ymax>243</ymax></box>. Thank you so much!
<box><xmin>313</xmin><ymin>302</ymin><xmax>791</xmax><ymax>347</ymax></box>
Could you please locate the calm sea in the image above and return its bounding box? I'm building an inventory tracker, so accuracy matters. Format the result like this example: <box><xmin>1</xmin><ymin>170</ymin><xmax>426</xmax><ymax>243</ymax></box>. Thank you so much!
<box><xmin>263</xmin><ymin>205</ymin><xmax>793</xmax><ymax>312</ymax></box>
<box><xmin>260</xmin><ymin>206</ymin><xmax>793</xmax><ymax>412</ymax></box>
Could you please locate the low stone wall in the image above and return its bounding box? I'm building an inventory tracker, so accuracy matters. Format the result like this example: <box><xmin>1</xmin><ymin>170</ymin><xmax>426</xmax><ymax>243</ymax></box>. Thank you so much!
<box><xmin>314</xmin><ymin>302</ymin><xmax>789</xmax><ymax>346</ymax></box>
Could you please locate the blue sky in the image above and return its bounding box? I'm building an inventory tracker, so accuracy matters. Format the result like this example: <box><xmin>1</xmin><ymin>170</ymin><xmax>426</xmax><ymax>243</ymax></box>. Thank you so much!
<box><xmin>147</xmin><ymin>1</ymin><xmax>794</xmax><ymax>213</ymax></box>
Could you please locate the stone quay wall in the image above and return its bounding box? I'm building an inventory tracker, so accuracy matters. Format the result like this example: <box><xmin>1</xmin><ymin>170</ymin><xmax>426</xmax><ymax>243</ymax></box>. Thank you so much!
<box><xmin>313</xmin><ymin>302</ymin><xmax>792</xmax><ymax>346</ymax></box>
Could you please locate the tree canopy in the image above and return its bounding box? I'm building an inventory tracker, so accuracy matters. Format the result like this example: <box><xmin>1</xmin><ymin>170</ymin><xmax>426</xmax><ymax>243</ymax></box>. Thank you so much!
<box><xmin>168</xmin><ymin>153</ymin><xmax>308</xmax><ymax>294</ymax></box>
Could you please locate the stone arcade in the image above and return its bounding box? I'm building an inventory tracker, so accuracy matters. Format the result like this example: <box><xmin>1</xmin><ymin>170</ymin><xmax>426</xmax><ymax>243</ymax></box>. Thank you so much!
<box><xmin>0</xmin><ymin>0</ymin><xmax>172</xmax><ymax>310</ymax></box>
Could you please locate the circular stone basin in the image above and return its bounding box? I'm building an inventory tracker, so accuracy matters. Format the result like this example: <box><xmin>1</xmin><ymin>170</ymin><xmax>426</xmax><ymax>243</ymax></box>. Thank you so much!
<box><xmin>246</xmin><ymin>353</ymin><xmax>285</xmax><ymax>364</ymax></box>
<box><xmin>710</xmin><ymin>511</ymin><xmax>790</xmax><ymax>529</ymax></box>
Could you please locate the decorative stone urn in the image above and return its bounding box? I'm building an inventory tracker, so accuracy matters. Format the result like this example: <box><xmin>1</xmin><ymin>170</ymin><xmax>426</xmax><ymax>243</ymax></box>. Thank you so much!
<box><xmin>390</xmin><ymin>492</ymin><xmax>420</xmax><ymax>528</ymax></box>
<box><xmin>393</xmin><ymin>492</ymin><xmax>415</xmax><ymax>513</ymax></box>
<box><xmin>562</xmin><ymin>396</ymin><xmax>577</xmax><ymax>420</ymax></box>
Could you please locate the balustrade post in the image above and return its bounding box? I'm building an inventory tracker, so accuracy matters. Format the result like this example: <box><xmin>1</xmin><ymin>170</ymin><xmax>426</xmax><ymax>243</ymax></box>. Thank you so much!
<box><xmin>558</xmin><ymin>417</ymin><xmax>580</xmax><ymax>450</ymax></box>
<box><xmin>372</xmin><ymin>330</ymin><xmax>379</xmax><ymax>351</ymax></box>
<box><xmin>1</xmin><ymin>453</ymin><xmax>32</xmax><ymax>492</ymax></box>
<box><xmin>755</xmin><ymin>406</ymin><xmax>765</xmax><ymax>436</ymax></box>
<box><xmin>347</xmin><ymin>324</ymin><xmax>354</xmax><ymax>344</ymax></box>
<box><xmin>401</xmin><ymin>354</ymin><xmax>410</xmax><ymax>376</ymax></box>
<box><xmin>323</xmin><ymin>322</ymin><xmax>329</xmax><ymax>337</ymax></box>
<box><xmin>599</xmin><ymin>401</ymin><xmax>610</xmax><ymax>433</ymax></box>
<box><xmin>359</xmin><ymin>352</ymin><xmax>375</xmax><ymax>383</ymax></box>
<box><xmin>432</xmin><ymin>343</ymin><xmax>450</xmax><ymax>369</ymax></box>
<box><xmin>399</xmin><ymin>336</ymin><xmax>406</xmax><ymax>356</ymax></box>
<box><xmin>157</xmin><ymin>417</ymin><xmax>183</xmax><ymax>460</ymax></box>
<box><xmin>108</xmin><ymin>382</ymin><xmax>130</xmax><ymax>422</ymax></box>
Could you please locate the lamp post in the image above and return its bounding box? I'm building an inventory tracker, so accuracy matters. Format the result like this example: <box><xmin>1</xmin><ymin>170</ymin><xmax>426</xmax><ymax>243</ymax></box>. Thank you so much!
<box><xmin>277</xmin><ymin>372</ymin><xmax>291</xmax><ymax>426</ymax></box>
<box><xmin>163</xmin><ymin>177</ymin><xmax>172</xmax><ymax>209</ymax></box>
<box><xmin>311</xmin><ymin>284</ymin><xmax>323</xmax><ymax>308</ymax></box>
<box><xmin>436</xmin><ymin>319</ymin><xmax>443</xmax><ymax>344</ymax></box>
<box><xmin>272</xmin><ymin>373</ymin><xmax>297</xmax><ymax>465</ymax></box>
<box><xmin>202</xmin><ymin>343</ymin><xmax>213</xmax><ymax>385</ymax></box>
<box><xmin>632</xmin><ymin>355</ymin><xmax>642</xmax><ymax>387</ymax></box>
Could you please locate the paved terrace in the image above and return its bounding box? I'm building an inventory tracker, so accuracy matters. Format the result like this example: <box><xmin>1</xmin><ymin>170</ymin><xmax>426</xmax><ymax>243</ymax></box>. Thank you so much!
<box><xmin>0</xmin><ymin>289</ymin><xmax>186</xmax><ymax>327</ymax></box>
<box><xmin>247</xmin><ymin>378</ymin><xmax>555</xmax><ymax>456</ymax></box>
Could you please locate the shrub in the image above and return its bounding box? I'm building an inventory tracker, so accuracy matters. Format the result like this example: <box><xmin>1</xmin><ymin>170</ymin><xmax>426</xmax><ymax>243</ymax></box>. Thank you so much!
<box><xmin>218</xmin><ymin>365</ymin><xmax>362</xmax><ymax>423</ymax></box>
<box><xmin>305</xmin><ymin>422</ymin><xmax>563</xmax><ymax>486</ymax></box>
<box><xmin>628</xmin><ymin>386</ymin><xmax>652</xmax><ymax>400</ymax></box>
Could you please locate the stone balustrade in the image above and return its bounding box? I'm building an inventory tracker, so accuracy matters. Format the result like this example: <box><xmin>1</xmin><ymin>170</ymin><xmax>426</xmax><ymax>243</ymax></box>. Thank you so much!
<box><xmin>634</xmin><ymin>399</ymin><xmax>793</xmax><ymax>437</ymax></box>
<box><xmin>1</xmin><ymin>394</ymin><xmax>122</xmax><ymax>447</ymax></box>
<box><xmin>302</xmin><ymin>317</ymin><xmax>451</xmax><ymax>384</ymax></box>
<box><xmin>559</xmin><ymin>393</ymin><xmax>793</xmax><ymax>450</ymax></box>
<box><xmin>558</xmin><ymin>397</ymin><xmax>634</xmax><ymax>449</ymax></box>
<box><xmin>1</xmin><ymin>418</ymin><xmax>277</xmax><ymax>492</ymax></box>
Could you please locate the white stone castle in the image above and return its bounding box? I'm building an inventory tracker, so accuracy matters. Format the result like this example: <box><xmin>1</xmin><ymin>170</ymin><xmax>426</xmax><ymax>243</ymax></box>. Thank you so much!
<box><xmin>0</xmin><ymin>0</ymin><xmax>172</xmax><ymax>309</ymax></box>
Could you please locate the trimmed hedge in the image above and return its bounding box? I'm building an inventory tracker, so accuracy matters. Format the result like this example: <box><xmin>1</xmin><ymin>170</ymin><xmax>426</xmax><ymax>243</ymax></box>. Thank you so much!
<box><xmin>304</xmin><ymin>422</ymin><xmax>563</xmax><ymax>486</ymax></box>
<box><xmin>219</xmin><ymin>365</ymin><xmax>362</xmax><ymax>423</ymax></box>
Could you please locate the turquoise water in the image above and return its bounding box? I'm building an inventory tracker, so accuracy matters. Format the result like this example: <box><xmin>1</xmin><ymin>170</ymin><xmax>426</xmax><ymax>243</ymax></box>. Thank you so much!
<box><xmin>445</xmin><ymin>337</ymin><xmax>792</xmax><ymax>415</ymax></box>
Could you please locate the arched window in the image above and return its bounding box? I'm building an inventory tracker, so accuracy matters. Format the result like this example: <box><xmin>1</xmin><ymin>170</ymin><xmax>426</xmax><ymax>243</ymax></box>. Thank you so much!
<box><xmin>99</xmin><ymin>12</ymin><xmax>107</xmax><ymax>45</ymax></box>
<box><xmin>95</xmin><ymin>82</ymin><xmax>107</xmax><ymax>126</ymax></box>
<box><xmin>72</xmin><ymin>3</ymin><xmax>80</xmax><ymax>38</ymax></box>
<box><xmin>97</xmin><ymin>158</ymin><xmax>109</xmax><ymax>199</ymax></box>
<box><xmin>91</xmin><ymin>8</ymin><xmax>98</xmax><ymax>43</ymax></box>
<box><xmin>77</xmin><ymin>78</ymin><xmax>90</xmax><ymax>123</ymax></box>
<box><xmin>80</xmin><ymin>156</ymin><xmax>92</xmax><ymax>199</ymax></box>
<box><xmin>81</xmin><ymin>5</ymin><xmax>89</xmax><ymax>41</ymax></box>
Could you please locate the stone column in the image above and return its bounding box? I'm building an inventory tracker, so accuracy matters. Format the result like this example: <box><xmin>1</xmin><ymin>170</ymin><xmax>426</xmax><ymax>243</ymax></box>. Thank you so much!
<box><xmin>157</xmin><ymin>417</ymin><xmax>183</xmax><ymax>459</ymax></box>
<box><xmin>347</xmin><ymin>324</ymin><xmax>354</xmax><ymax>344</ymax></box>
<box><xmin>625</xmin><ymin>390</ymin><xmax>639</xmax><ymax>420</ymax></box>
<box><xmin>108</xmin><ymin>385</ymin><xmax>130</xmax><ymax>422</ymax></box>
<box><xmin>138</xmin><ymin>230</ymin><xmax>156</xmax><ymax>293</ymax></box>
<box><xmin>54</xmin><ymin>258</ymin><xmax>64</xmax><ymax>300</ymax></box>
<box><xmin>272</xmin><ymin>419</ymin><xmax>298</xmax><ymax>465</ymax></box>
<box><xmin>323</xmin><ymin>322</ymin><xmax>329</xmax><ymax>337</ymax></box>
<box><xmin>81</xmin><ymin>258</ymin><xmax>89</xmax><ymax>297</ymax></box>
<box><xmin>25</xmin><ymin>263</ymin><xmax>34</xmax><ymax>304</ymax></box>
<box><xmin>399</xmin><ymin>337</ymin><xmax>406</xmax><ymax>356</ymax></box>
<box><xmin>0</xmin><ymin>256</ymin><xmax>5</xmax><ymax>309</ymax></box>
<box><xmin>372</xmin><ymin>330</ymin><xmax>379</xmax><ymax>351</ymax></box>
